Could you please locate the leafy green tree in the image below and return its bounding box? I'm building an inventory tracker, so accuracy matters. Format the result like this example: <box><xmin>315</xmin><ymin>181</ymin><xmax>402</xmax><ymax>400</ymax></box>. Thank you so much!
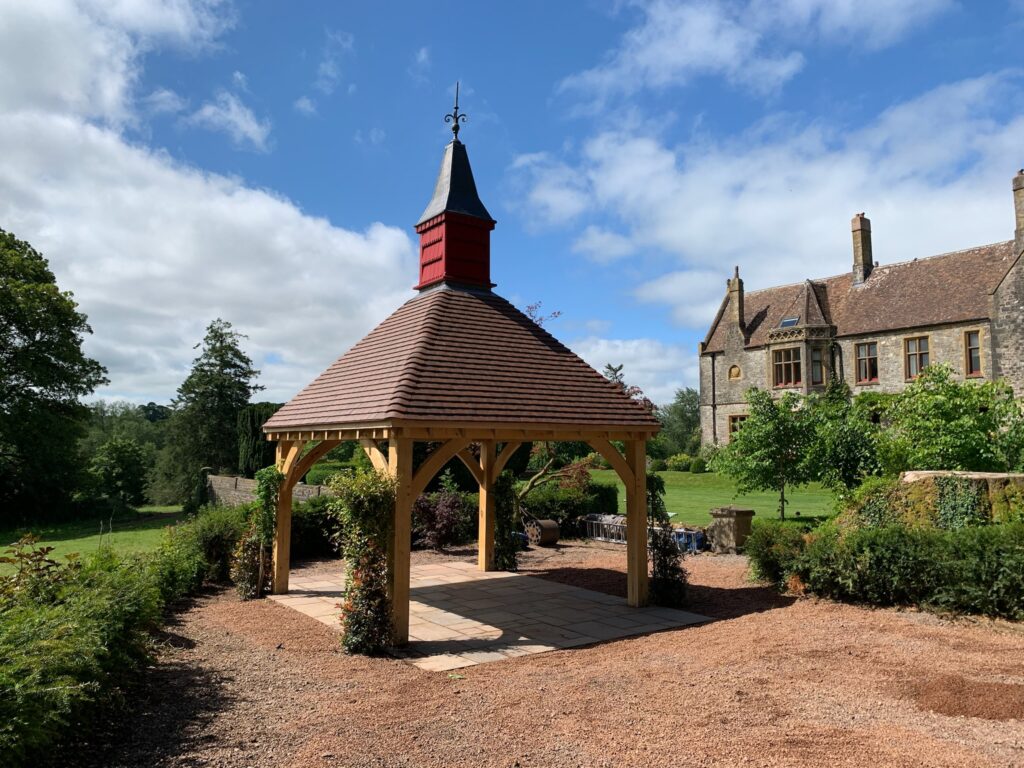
<box><xmin>81</xmin><ymin>400</ymin><xmax>168</xmax><ymax>468</ymax></box>
<box><xmin>89</xmin><ymin>437</ymin><xmax>148</xmax><ymax>508</ymax></box>
<box><xmin>804</xmin><ymin>381</ymin><xmax>880</xmax><ymax>494</ymax></box>
<box><xmin>710</xmin><ymin>388</ymin><xmax>814</xmax><ymax>519</ymax></box>
<box><xmin>878</xmin><ymin>365</ymin><xmax>1024</xmax><ymax>473</ymax></box>
<box><xmin>651</xmin><ymin>387</ymin><xmax>700</xmax><ymax>458</ymax></box>
<box><xmin>0</xmin><ymin>228</ymin><xmax>107</xmax><ymax>519</ymax></box>
<box><xmin>153</xmin><ymin>319</ymin><xmax>262</xmax><ymax>504</ymax></box>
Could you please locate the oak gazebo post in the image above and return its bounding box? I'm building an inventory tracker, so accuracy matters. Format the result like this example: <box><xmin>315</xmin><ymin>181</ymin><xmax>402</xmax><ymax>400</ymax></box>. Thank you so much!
<box><xmin>625</xmin><ymin>438</ymin><xmax>650</xmax><ymax>607</ymax></box>
<box><xmin>478</xmin><ymin>440</ymin><xmax>497</xmax><ymax>571</ymax></box>
<box><xmin>388</xmin><ymin>436</ymin><xmax>414</xmax><ymax>644</ymax></box>
<box><xmin>272</xmin><ymin>439</ymin><xmax>298</xmax><ymax>595</ymax></box>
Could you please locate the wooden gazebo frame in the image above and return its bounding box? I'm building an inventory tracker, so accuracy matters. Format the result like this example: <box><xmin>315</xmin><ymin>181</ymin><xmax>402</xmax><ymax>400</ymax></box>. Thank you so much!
<box><xmin>265</xmin><ymin>421</ymin><xmax>654</xmax><ymax>645</ymax></box>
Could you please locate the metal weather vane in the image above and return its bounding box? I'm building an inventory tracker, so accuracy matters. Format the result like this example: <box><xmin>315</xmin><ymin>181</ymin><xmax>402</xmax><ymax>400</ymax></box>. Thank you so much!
<box><xmin>444</xmin><ymin>81</ymin><xmax>467</xmax><ymax>140</ymax></box>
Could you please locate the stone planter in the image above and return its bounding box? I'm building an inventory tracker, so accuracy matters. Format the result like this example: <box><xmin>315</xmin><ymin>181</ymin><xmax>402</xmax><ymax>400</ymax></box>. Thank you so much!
<box><xmin>707</xmin><ymin>506</ymin><xmax>755</xmax><ymax>554</ymax></box>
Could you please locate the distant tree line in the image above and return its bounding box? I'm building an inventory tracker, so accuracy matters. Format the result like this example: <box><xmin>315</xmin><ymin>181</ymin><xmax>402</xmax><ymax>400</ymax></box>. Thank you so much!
<box><xmin>1</xmin><ymin>225</ymin><xmax>279</xmax><ymax>523</ymax></box>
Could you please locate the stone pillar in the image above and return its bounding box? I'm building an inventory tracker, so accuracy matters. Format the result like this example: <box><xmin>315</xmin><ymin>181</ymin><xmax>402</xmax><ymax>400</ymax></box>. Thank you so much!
<box><xmin>708</xmin><ymin>507</ymin><xmax>755</xmax><ymax>554</ymax></box>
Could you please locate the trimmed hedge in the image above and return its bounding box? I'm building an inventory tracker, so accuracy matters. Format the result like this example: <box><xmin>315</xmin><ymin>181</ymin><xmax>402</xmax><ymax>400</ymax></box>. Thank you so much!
<box><xmin>747</xmin><ymin>518</ymin><xmax>1024</xmax><ymax>620</ymax></box>
<box><xmin>0</xmin><ymin>506</ymin><xmax>244</xmax><ymax>764</ymax></box>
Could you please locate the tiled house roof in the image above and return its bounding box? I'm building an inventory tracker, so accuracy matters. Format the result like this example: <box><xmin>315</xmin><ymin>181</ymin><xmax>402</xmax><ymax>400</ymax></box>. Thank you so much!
<box><xmin>264</xmin><ymin>284</ymin><xmax>660</xmax><ymax>431</ymax></box>
<box><xmin>702</xmin><ymin>241</ymin><xmax>1016</xmax><ymax>353</ymax></box>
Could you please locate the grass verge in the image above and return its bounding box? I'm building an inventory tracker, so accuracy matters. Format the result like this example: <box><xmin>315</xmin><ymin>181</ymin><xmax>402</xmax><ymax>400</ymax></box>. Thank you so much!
<box><xmin>590</xmin><ymin>470</ymin><xmax>834</xmax><ymax>526</ymax></box>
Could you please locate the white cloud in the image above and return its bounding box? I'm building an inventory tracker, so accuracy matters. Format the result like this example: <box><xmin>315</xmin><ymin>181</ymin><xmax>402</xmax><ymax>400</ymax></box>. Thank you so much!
<box><xmin>570</xmin><ymin>336</ymin><xmax>697</xmax><ymax>403</ymax></box>
<box><xmin>561</xmin><ymin>0</ymin><xmax>952</xmax><ymax>103</ymax></box>
<box><xmin>293</xmin><ymin>95</ymin><xmax>317</xmax><ymax>116</ymax></box>
<box><xmin>508</xmin><ymin>152</ymin><xmax>591</xmax><ymax>225</ymax></box>
<box><xmin>231</xmin><ymin>69</ymin><xmax>248</xmax><ymax>91</ymax></box>
<box><xmin>408</xmin><ymin>46</ymin><xmax>431</xmax><ymax>83</ymax></box>
<box><xmin>185</xmin><ymin>90</ymin><xmax>270</xmax><ymax>150</ymax></box>
<box><xmin>634</xmin><ymin>269</ymin><xmax>728</xmax><ymax>327</ymax></box>
<box><xmin>519</xmin><ymin>72</ymin><xmax>1024</xmax><ymax>330</ymax></box>
<box><xmin>572</xmin><ymin>225</ymin><xmax>638</xmax><ymax>263</ymax></box>
<box><xmin>0</xmin><ymin>112</ymin><xmax>415</xmax><ymax>402</ymax></box>
<box><xmin>0</xmin><ymin>0</ymin><xmax>230</xmax><ymax>125</ymax></box>
<box><xmin>143</xmin><ymin>87</ymin><xmax>187</xmax><ymax>115</ymax></box>
<box><xmin>314</xmin><ymin>28</ymin><xmax>354</xmax><ymax>95</ymax></box>
<box><xmin>0</xmin><ymin>1</ymin><xmax>417</xmax><ymax>403</ymax></box>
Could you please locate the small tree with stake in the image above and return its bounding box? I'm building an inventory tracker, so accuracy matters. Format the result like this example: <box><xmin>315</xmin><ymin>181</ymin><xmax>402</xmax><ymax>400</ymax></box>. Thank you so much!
<box><xmin>711</xmin><ymin>388</ymin><xmax>813</xmax><ymax>519</ymax></box>
<box><xmin>647</xmin><ymin>472</ymin><xmax>687</xmax><ymax>607</ymax></box>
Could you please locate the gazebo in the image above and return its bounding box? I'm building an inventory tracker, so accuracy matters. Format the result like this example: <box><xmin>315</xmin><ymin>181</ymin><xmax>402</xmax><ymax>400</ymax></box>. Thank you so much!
<box><xmin>263</xmin><ymin>97</ymin><xmax>660</xmax><ymax>645</ymax></box>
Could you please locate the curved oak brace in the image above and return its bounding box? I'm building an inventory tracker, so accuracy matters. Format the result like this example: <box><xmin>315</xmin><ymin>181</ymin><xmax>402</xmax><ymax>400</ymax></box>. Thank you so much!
<box><xmin>287</xmin><ymin>440</ymin><xmax>341</xmax><ymax>487</ymax></box>
<box><xmin>277</xmin><ymin>440</ymin><xmax>305</xmax><ymax>477</ymax></box>
<box><xmin>588</xmin><ymin>437</ymin><xmax>634</xmax><ymax>487</ymax></box>
<box><xmin>490</xmin><ymin>441</ymin><xmax>523</xmax><ymax>482</ymax></box>
<box><xmin>360</xmin><ymin>439</ymin><xmax>388</xmax><ymax>473</ymax></box>
<box><xmin>409</xmin><ymin>438</ymin><xmax>470</xmax><ymax>499</ymax></box>
<box><xmin>456</xmin><ymin>448</ymin><xmax>485</xmax><ymax>485</ymax></box>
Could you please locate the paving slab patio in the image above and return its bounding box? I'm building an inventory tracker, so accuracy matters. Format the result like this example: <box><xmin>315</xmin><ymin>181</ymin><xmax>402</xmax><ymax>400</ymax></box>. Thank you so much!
<box><xmin>269</xmin><ymin>561</ymin><xmax>710</xmax><ymax>671</ymax></box>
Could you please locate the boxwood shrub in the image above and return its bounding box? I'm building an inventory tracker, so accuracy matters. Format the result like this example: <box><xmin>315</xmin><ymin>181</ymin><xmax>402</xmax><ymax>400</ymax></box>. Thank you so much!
<box><xmin>747</xmin><ymin>518</ymin><xmax>1024</xmax><ymax>620</ymax></box>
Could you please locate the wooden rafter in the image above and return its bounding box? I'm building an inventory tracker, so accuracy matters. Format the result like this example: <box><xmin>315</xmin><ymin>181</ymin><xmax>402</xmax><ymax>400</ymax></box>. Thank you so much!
<box><xmin>264</xmin><ymin>420</ymin><xmax>658</xmax><ymax>444</ymax></box>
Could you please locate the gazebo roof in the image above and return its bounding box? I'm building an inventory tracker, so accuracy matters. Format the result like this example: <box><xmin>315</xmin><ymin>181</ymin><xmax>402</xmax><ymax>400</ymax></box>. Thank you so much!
<box><xmin>263</xmin><ymin>283</ymin><xmax>659</xmax><ymax>432</ymax></box>
<box><xmin>265</xmin><ymin>98</ymin><xmax>658</xmax><ymax>439</ymax></box>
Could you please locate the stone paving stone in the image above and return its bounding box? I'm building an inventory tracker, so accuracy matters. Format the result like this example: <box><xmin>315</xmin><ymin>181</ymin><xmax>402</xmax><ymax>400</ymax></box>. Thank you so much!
<box><xmin>410</xmin><ymin>654</ymin><xmax>476</xmax><ymax>672</ymax></box>
<box><xmin>276</xmin><ymin>560</ymin><xmax>711</xmax><ymax>670</ymax></box>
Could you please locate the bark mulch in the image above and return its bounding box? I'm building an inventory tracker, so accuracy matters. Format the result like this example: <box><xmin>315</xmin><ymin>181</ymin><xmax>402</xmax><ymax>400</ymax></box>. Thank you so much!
<box><xmin>62</xmin><ymin>541</ymin><xmax>1024</xmax><ymax>768</ymax></box>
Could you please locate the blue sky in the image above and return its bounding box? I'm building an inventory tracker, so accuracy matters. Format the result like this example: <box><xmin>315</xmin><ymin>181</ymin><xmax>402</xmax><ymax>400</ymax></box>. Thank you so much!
<box><xmin>1</xmin><ymin>0</ymin><xmax>1023</xmax><ymax>405</ymax></box>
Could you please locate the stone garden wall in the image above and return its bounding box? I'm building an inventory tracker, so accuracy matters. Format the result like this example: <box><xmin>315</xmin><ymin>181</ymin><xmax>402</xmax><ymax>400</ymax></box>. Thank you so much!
<box><xmin>206</xmin><ymin>474</ymin><xmax>330</xmax><ymax>507</ymax></box>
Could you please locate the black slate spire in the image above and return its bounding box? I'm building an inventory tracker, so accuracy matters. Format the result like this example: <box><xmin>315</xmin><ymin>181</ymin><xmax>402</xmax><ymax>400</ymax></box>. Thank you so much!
<box><xmin>417</xmin><ymin>84</ymin><xmax>494</xmax><ymax>225</ymax></box>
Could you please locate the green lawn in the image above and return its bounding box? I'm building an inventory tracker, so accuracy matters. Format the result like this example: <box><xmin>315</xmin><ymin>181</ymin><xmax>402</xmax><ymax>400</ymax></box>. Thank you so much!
<box><xmin>0</xmin><ymin>506</ymin><xmax>185</xmax><ymax>573</ymax></box>
<box><xmin>590</xmin><ymin>470</ymin><xmax>835</xmax><ymax>526</ymax></box>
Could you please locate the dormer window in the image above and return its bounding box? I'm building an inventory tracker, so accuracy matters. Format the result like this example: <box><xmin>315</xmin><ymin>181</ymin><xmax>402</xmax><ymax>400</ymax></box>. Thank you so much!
<box><xmin>780</xmin><ymin>316</ymin><xmax>800</xmax><ymax>328</ymax></box>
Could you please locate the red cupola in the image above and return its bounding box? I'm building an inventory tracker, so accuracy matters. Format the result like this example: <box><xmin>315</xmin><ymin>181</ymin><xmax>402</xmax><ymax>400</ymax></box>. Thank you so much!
<box><xmin>414</xmin><ymin>87</ymin><xmax>495</xmax><ymax>290</ymax></box>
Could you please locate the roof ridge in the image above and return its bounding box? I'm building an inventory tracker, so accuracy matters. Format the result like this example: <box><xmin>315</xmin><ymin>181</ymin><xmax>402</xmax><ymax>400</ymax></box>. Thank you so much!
<box><xmin>743</xmin><ymin>239</ymin><xmax>1014</xmax><ymax>297</ymax></box>
<box><xmin>868</xmin><ymin>240</ymin><xmax>1013</xmax><ymax>272</ymax></box>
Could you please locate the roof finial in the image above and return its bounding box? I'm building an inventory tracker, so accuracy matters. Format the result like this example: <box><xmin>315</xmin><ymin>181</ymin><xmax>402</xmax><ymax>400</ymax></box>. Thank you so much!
<box><xmin>444</xmin><ymin>81</ymin><xmax>467</xmax><ymax>141</ymax></box>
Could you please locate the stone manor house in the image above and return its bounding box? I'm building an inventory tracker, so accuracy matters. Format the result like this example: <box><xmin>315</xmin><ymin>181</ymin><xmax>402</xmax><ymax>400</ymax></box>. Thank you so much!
<box><xmin>699</xmin><ymin>170</ymin><xmax>1024</xmax><ymax>445</ymax></box>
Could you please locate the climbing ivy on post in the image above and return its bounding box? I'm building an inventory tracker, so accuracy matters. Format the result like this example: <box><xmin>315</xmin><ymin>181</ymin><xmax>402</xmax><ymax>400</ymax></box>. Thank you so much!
<box><xmin>493</xmin><ymin>471</ymin><xmax>520</xmax><ymax>572</ymax></box>
<box><xmin>232</xmin><ymin>465</ymin><xmax>283</xmax><ymax>600</ymax></box>
<box><xmin>327</xmin><ymin>470</ymin><xmax>396</xmax><ymax>654</ymax></box>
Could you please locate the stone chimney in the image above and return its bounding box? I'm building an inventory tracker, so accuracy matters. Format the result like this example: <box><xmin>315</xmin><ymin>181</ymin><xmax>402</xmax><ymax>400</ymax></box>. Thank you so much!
<box><xmin>852</xmin><ymin>212</ymin><xmax>873</xmax><ymax>284</ymax></box>
<box><xmin>1014</xmin><ymin>169</ymin><xmax>1024</xmax><ymax>257</ymax></box>
<box><xmin>727</xmin><ymin>266</ymin><xmax>744</xmax><ymax>333</ymax></box>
